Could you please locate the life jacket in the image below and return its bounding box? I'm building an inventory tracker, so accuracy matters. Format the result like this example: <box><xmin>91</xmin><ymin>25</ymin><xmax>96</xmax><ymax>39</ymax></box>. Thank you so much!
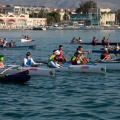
<box><xmin>26</xmin><ymin>58</ymin><xmax>32</xmax><ymax>66</ymax></box>
<box><xmin>71</xmin><ymin>56</ymin><xmax>83</xmax><ymax>65</ymax></box>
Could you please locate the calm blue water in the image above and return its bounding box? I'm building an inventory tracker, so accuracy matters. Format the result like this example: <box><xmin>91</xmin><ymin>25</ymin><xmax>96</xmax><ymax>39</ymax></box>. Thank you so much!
<box><xmin>0</xmin><ymin>29</ymin><xmax>120</xmax><ymax>120</ymax></box>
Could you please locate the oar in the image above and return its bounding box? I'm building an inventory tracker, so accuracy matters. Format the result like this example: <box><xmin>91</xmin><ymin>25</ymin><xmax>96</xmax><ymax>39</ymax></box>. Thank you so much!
<box><xmin>0</xmin><ymin>65</ymin><xmax>20</xmax><ymax>74</ymax></box>
<box><xmin>107</xmin><ymin>34</ymin><xmax>111</xmax><ymax>41</ymax></box>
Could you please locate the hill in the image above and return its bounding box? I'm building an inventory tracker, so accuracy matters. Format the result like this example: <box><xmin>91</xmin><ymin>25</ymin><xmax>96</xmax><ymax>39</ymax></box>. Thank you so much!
<box><xmin>0</xmin><ymin>0</ymin><xmax>120</xmax><ymax>10</ymax></box>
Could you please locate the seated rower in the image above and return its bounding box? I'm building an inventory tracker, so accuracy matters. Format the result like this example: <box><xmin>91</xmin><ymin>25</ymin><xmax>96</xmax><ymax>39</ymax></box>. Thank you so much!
<box><xmin>71</xmin><ymin>52</ymin><xmax>88</xmax><ymax>65</ymax></box>
<box><xmin>48</xmin><ymin>50</ymin><xmax>61</xmax><ymax>68</ymax></box>
<box><xmin>76</xmin><ymin>46</ymin><xmax>90</xmax><ymax>62</ymax></box>
<box><xmin>58</xmin><ymin>45</ymin><xmax>68</xmax><ymax>62</ymax></box>
<box><xmin>71</xmin><ymin>37</ymin><xmax>76</xmax><ymax>42</ymax></box>
<box><xmin>114</xmin><ymin>43</ymin><xmax>120</xmax><ymax>51</ymax></box>
<box><xmin>102</xmin><ymin>37</ymin><xmax>108</xmax><ymax>44</ymax></box>
<box><xmin>106</xmin><ymin>42</ymin><xmax>112</xmax><ymax>50</ymax></box>
<box><xmin>100</xmin><ymin>50</ymin><xmax>111</xmax><ymax>60</ymax></box>
<box><xmin>0</xmin><ymin>55</ymin><xmax>4</xmax><ymax>69</ymax></box>
<box><xmin>77</xmin><ymin>37</ymin><xmax>82</xmax><ymax>43</ymax></box>
<box><xmin>24</xmin><ymin>52</ymin><xmax>40</xmax><ymax>67</ymax></box>
<box><xmin>92</xmin><ymin>37</ymin><xmax>98</xmax><ymax>45</ymax></box>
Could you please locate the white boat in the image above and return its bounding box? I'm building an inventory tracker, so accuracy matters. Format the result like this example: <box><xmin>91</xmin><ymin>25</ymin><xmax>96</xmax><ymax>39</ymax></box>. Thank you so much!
<box><xmin>21</xmin><ymin>39</ymin><xmax>33</xmax><ymax>42</ymax></box>
<box><xmin>54</xmin><ymin>64</ymin><xmax>106</xmax><ymax>74</ymax></box>
<box><xmin>94</xmin><ymin>60</ymin><xmax>120</xmax><ymax>70</ymax></box>
<box><xmin>0</xmin><ymin>66</ymin><xmax>55</xmax><ymax>77</ymax></box>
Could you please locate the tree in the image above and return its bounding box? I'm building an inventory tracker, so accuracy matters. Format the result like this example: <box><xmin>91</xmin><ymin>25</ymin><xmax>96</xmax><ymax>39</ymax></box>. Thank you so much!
<box><xmin>47</xmin><ymin>11</ymin><xmax>61</xmax><ymax>24</ymax></box>
<box><xmin>63</xmin><ymin>9</ymin><xmax>69</xmax><ymax>21</ymax></box>
<box><xmin>76</xmin><ymin>0</ymin><xmax>97</xmax><ymax>14</ymax></box>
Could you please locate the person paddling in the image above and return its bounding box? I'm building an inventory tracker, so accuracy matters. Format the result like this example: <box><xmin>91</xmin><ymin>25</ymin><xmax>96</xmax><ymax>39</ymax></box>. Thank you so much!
<box><xmin>0</xmin><ymin>55</ymin><xmax>5</xmax><ymax>69</ymax></box>
<box><xmin>102</xmin><ymin>37</ymin><xmax>108</xmax><ymax>44</ymax></box>
<box><xmin>58</xmin><ymin>45</ymin><xmax>68</xmax><ymax>62</ymax></box>
<box><xmin>48</xmin><ymin>50</ymin><xmax>61</xmax><ymax>68</ymax></box>
<box><xmin>92</xmin><ymin>37</ymin><xmax>98</xmax><ymax>45</ymax></box>
<box><xmin>24</xmin><ymin>52</ymin><xmax>40</xmax><ymax>67</ymax></box>
<box><xmin>100</xmin><ymin>49</ymin><xmax>111</xmax><ymax>60</ymax></box>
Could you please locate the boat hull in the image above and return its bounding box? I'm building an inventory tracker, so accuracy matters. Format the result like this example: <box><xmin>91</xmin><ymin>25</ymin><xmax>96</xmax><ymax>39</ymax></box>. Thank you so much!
<box><xmin>94</xmin><ymin>61</ymin><xmax>120</xmax><ymax>70</ymax></box>
<box><xmin>0</xmin><ymin>74</ymin><xmax>30</xmax><ymax>83</ymax></box>
<box><xmin>71</xmin><ymin>42</ymin><xmax>120</xmax><ymax>45</ymax></box>
<box><xmin>0</xmin><ymin>45</ymin><xmax>36</xmax><ymax>50</ymax></box>
<box><xmin>0</xmin><ymin>67</ymin><xmax>55</xmax><ymax>77</ymax></box>
<box><xmin>21</xmin><ymin>39</ymin><xmax>33</xmax><ymax>42</ymax></box>
<box><xmin>92</xmin><ymin>50</ymin><xmax>120</xmax><ymax>53</ymax></box>
<box><xmin>54</xmin><ymin>65</ymin><xmax>106</xmax><ymax>74</ymax></box>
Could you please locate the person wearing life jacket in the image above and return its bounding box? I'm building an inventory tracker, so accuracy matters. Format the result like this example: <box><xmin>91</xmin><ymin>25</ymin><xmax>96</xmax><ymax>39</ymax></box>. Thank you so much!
<box><xmin>48</xmin><ymin>50</ymin><xmax>61</xmax><ymax>68</ymax></box>
<box><xmin>71</xmin><ymin>52</ymin><xmax>87</xmax><ymax>65</ymax></box>
<box><xmin>76</xmin><ymin>46</ymin><xmax>90</xmax><ymax>63</ymax></box>
<box><xmin>0</xmin><ymin>55</ymin><xmax>5</xmax><ymax>68</ymax></box>
<box><xmin>58</xmin><ymin>45</ymin><xmax>68</xmax><ymax>62</ymax></box>
<box><xmin>24</xmin><ymin>52</ymin><xmax>39</xmax><ymax>67</ymax></box>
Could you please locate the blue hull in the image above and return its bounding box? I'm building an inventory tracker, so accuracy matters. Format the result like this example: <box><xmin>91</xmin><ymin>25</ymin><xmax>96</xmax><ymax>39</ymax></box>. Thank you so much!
<box><xmin>92</xmin><ymin>50</ymin><xmax>120</xmax><ymax>53</ymax></box>
<box><xmin>0</xmin><ymin>45</ymin><xmax>36</xmax><ymax>50</ymax></box>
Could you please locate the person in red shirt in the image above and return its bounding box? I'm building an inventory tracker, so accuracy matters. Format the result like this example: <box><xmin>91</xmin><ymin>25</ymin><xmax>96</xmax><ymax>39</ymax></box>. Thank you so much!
<box><xmin>92</xmin><ymin>37</ymin><xmax>98</xmax><ymax>45</ymax></box>
<box><xmin>100</xmin><ymin>50</ymin><xmax>111</xmax><ymax>60</ymax></box>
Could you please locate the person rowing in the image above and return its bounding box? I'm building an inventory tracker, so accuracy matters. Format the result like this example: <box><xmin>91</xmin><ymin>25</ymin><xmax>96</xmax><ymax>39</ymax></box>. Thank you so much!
<box><xmin>24</xmin><ymin>52</ymin><xmax>40</xmax><ymax>67</ymax></box>
<box><xmin>71</xmin><ymin>52</ymin><xmax>86</xmax><ymax>65</ymax></box>
<box><xmin>114</xmin><ymin>43</ymin><xmax>120</xmax><ymax>51</ymax></box>
<box><xmin>92</xmin><ymin>37</ymin><xmax>98</xmax><ymax>45</ymax></box>
<box><xmin>0</xmin><ymin>55</ymin><xmax>5</xmax><ymax>69</ymax></box>
<box><xmin>76</xmin><ymin>46</ymin><xmax>90</xmax><ymax>62</ymax></box>
<box><xmin>48</xmin><ymin>50</ymin><xmax>62</xmax><ymax>68</ymax></box>
<box><xmin>58</xmin><ymin>45</ymin><xmax>68</xmax><ymax>62</ymax></box>
<box><xmin>102</xmin><ymin>37</ymin><xmax>108</xmax><ymax>44</ymax></box>
<box><xmin>100</xmin><ymin>49</ymin><xmax>111</xmax><ymax>60</ymax></box>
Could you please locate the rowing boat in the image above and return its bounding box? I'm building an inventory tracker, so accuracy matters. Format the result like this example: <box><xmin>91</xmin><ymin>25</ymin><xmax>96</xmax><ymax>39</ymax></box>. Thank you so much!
<box><xmin>71</xmin><ymin>41</ymin><xmax>120</xmax><ymax>45</ymax></box>
<box><xmin>0</xmin><ymin>66</ymin><xmax>55</xmax><ymax>77</ymax></box>
<box><xmin>92</xmin><ymin>49</ymin><xmax>120</xmax><ymax>53</ymax></box>
<box><xmin>54</xmin><ymin>64</ymin><xmax>106</xmax><ymax>74</ymax></box>
<box><xmin>21</xmin><ymin>39</ymin><xmax>33</xmax><ymax>42</ymax></box>
<box><xmin>0</xmin><ymin>45</ymin><xmax>36</xmax><ymax>50</ymax></box>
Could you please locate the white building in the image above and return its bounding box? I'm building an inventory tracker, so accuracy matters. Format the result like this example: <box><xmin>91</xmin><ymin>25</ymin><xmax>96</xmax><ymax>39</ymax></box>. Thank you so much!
<box><xmin>100</xmin><ymin>8</ymin><xmax>115</xmax><ymax>26</ymax></box>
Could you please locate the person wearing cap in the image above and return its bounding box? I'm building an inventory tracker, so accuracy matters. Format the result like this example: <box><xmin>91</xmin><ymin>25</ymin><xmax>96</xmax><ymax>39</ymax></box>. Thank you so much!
<box><xmin>24</xmin><ymin>52</ymin><xmax>40</xmax><ymax>67</ymax></box>
<box><xmin>100</xmin><ymin>49</ymin><xmax>111</xmax><ymax>60</ymax></box>
<box><xmin>58</xmin><ymin>45</ymin><xmax>68</xmax><ymax>62</ymax></box>
<box><xmin>48</xmin><ymin>50</ymin><xmax>61</xmax><ymax>68</ymax></box>
<box><xmin>0</xmin><ymin>55</ymin><xmax>5</xmax><ymax>68</ymax></box>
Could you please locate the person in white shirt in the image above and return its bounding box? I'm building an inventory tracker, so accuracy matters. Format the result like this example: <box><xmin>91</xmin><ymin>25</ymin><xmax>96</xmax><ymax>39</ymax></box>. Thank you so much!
<box><xmin>24</xmin><ymin>52</ymin><xmax>40</xmax><ymax>67</ymax></box>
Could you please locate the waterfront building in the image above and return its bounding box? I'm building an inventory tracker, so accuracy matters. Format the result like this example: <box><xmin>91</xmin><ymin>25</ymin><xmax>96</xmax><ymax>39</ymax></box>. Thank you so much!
<box><xmin>100</xmin><ymin>8</ymin><xmax>115</xmax><ymax>26</ymax></box>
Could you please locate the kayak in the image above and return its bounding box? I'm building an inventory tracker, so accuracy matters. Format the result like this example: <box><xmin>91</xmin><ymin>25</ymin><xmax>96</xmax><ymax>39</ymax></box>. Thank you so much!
<box><xmin>92</xmin><ymin>49</ymin><xmax>120</xmax><ymax>53</ymax></box>
<box><xmin>0</xmin><ymin>45</ymin><xmax>36</xmax><ymax>50</ymax></box>
<box><xmin>54</xmin><ymin>64</ymin><xmax>106</xmax><ymax>74</ymax></box>
<box><xmin>0</xmin><ymin>74</ymin><xmax>30</xmax><ymax>83</ymax></box>
<box><xmin>21</xmin><ymin>39</ymin><xmax>34</xmax><ymax>42</ymax></box>
<box><xmin>71</xmin><ymin>41</ymin><xmax>120</xmax><ymax>45</ymax></box>
<box><xmin>0</xmin><ymin>66</ymin><xmax>56</xmax><ymax>77</ymax></box>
